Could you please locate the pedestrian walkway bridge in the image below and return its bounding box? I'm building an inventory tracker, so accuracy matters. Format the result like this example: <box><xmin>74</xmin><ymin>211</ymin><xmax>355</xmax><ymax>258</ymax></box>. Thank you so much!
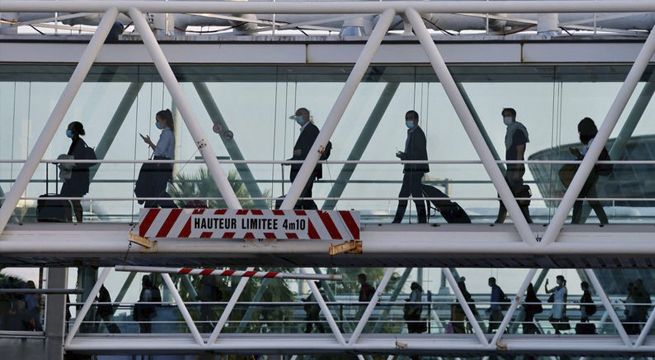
<box><xmin>64</xmin><ymin>333</ymin><xmax>655</xmax><ymax>357</ymax></box>
<box><xmin>1</xmin><ymin>223</ymin><xmax>654</xmax><ymax>268</ymax></box>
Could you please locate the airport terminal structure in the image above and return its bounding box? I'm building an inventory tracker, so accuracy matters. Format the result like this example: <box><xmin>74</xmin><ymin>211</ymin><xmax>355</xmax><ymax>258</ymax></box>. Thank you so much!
<box><xmin>1</xmin><ymin>1</ymin><xmax>655</xmax><ymax>359</ymax></box>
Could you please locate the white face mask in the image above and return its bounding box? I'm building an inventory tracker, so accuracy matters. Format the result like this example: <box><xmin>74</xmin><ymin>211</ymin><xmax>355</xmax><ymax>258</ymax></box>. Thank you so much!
<box><xmin>503</xmin><ymin>116</ymin><xmax>513</xmax><ymax>126</ymax></box>
<box><xmin>405</xmin><ymin>120</ymin><xmax>415</xmax><ymax>129</ymax></box>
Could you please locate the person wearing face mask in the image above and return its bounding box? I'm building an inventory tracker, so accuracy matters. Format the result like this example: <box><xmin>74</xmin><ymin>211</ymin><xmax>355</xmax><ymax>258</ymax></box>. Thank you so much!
<box><xmin>138</xmin><ymin>109</ymin><xmax>176</xmax><ymax>208</ymax></box>
<box><xmin>287</xmin><ymin>107</ymin><xmax>320</xmax><ymax>209</ymax></box>
<box><xmin>392</xmin><ymin>110</ymin><xmax>428</xmax><ymax>223</ymax></box>
<box><xmin>59</xmin><ymin>121</ymin><xmax>96</xmax><ymax>222</ymax></box>
<box><xmin>568</xmin><ymin>117</ymin><xmax>609</xmax><ymax>224</ymax></box>
<box><xmin>495</xmin><ymin>108</ymin><xmax>532</xmax><ymax>224</ymax></box>
<box><xmin>545</xmin><ymin>275</ymin><xmax>569</xmax><ymax>334</ymax></box>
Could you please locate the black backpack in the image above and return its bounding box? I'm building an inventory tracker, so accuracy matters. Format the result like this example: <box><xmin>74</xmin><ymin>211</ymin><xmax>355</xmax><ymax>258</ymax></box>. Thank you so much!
<box><xmin>320</xmin><ymin>141</ymin><xmax>332</xmax><ymax>161</ymax></box>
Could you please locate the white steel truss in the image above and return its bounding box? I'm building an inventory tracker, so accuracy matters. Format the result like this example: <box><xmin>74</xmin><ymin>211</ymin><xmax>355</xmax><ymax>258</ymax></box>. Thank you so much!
<box><xmin>62</xmin><ymin>266</ymin><xmax>655</xmax><ymax>355</ymax></box>
<box><xmin>1</xmin><ymin>2</ymin><xmax>655</xmax><ymax>356</ymax></box>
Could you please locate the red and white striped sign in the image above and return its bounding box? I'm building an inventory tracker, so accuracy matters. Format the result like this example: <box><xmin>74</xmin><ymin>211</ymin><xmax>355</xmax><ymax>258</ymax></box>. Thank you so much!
<box><xmin>115</xmin><ymin>265</ymin><xmax>342</xmax><ymax>281</ymax></box>
<box><xmin>138</xmin><ymin>208</ymin><xmax>360</xmax><ymax>240</ymax></box>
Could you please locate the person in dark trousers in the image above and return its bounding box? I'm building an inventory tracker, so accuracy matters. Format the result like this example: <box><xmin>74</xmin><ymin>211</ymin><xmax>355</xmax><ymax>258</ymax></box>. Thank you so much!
<box><xmin>579</xmin><ymin>281</ymin><xmax>595</xmax><ymax>323</ymax></box>
<box><xmin>96</xmin><ymin>285</ymin><xmax>120</xmax><ymax>333</ymax></box>
<box><xmin>451</xmin><ymin>277</ymin><xmax>478</xmax><ymax>334</ymax></box>
<box><xmin>139</xmin><ymin>109</ymin><xmax>177</xmax><ymax>208</ymax></box>
<box><xmin>60</xmin><ymin>121</ymin><xmax>95</xmax><ymax>222</ymax></box>
<box><xmin>303</xmin><ymin>281</ymin><xmax>326</xmax><ymax>333</ymax></box>
<box><xmin>199</xmin><ymin>275</ymin><xmax>222</xmax><ymax>333</ymax></box>
<box><xmin>404</xmin><ymin>282</ymin><xmax>424</xmax><ymax>333</ymax></box>
<box><xmin>495</xmin><ymin>108</ymin><xmax>532</xmax><ymax>224</ymax></box>
<box><xmin>569</xmin><ymin>117</ymin><xmax>609</xmax><ymax>224</ymax></box>
<box><xmin>634</xmin><ymin>279</ymin><xmax>652</xmax><ymax>332</ymax></box>
<box><xmin>523</xmin><ymin>283</ymin><xmax>542</xmax><ymax>334</ymax></box>
<box><xmin>133</xmin><ymin>275</ymin><xmax>162</xmax><ymax>333</ymax></box>
<box><xmin>288</xmin><ymin>107</ymin><xmax>321</xmax><ymax>210</ymax></box>
<box><xmin>393</xmin><ymin>110</ymin><xmax>428</xmax><ymax>224</ymax></box>
<box><xmin>486</xmin><ymin>277</ymin><xmax>505</xmax><ymax>333</ymax></box>
<box><xmin>356</xmin><ymin>274</ymin><xmax>375</xmax><ymax>320</ymax></box>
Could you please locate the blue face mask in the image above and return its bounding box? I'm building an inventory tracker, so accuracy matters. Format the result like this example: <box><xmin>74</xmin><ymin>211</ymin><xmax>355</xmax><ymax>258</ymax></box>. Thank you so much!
<box><xmin>405</xmin><ymin>121</ymin><xmax>415</xmax><ymax>129</ymax></box>
<box><xmin>155</xmin><ymin>122</ymin><xmax>164</xmax><ymax>130</ymax></box>
<box><xmin>66</xmin><ymin>130</ymin><xmax>74</xmax><ymax>138</ymax></box>
<box><xmin>294</xmin><ymin>116</ymin><xmax>304</xmax><ymax>126</ymax></box>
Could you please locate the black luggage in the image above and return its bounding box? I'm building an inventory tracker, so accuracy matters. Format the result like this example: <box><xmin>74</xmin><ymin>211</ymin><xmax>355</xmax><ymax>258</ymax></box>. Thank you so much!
<box><xmin>37</xmin><ymin>162</ymin><xmax>73</xmax><ymax>223</ymax></box>
<box><xmin>575</xmin><ymin>322</ymin><xmax>596</xmax><ymax>335</ymax></box>
<box><xmin>421</xmin><ymin>184</ymin><xmax>471</xmax><ymax>223</ymax></box>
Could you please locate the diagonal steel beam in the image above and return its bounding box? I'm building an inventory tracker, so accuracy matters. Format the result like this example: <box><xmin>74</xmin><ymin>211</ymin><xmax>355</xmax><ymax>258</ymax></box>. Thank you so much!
<box><xmin>406</xmin><ymin>8</ymin><xmax>537</xmax><ymax>246</ymax></box>
<box><xmin>322</xmin><ymin>82</ymin><xmax>400</xmax><ymax>210</ymax></box>
<box><xmin>456</xmin><ymin>82</ymin><xmax>504</xmax><ymax>175</ymax></box>
<box><xmin>280</xmin><ymin>9</ymin><xmax>396</xmax><ymax>209</ymax></box>
<box><xmin>578</xmin><ymin>78</ymin><xmax>655</xmax><ymax>222</ymax></box>
<box><xmin>635</xmin><ymin>306</ymin><xmax>655</xmax><ymax>347</ymax></box>
<box><xmin>372</xmin><ymin>267</ymin><xmax>413</xmax><ymax>333</ymax></box>
<box><xmin>129</xmin><ymin>7</ymin><xmax>241</xmax><ymax>209</ymax></box>
<box><xmin>193</xmin><ymin>82</ymin><xmax>268</xmax><ymax>209</ymax></box>
<box><xmin>509</xmin><ymin>268</ymin><xmax>549</xmax><ymax>334</ymax></box>
<box><xmin>443</xmin><ymin>268</ymin><xmax>488</xmax><ymax>347</ymax></box>
<box><xmin>585</xmin><ymin>269</ymin><xmax>632</xmax><ymax>347</ymax></box>
<box><xmin>236</xmin><ymin>272</ymin><xmax>274</xmax><ymax>333</ymax></box>
<box><xmin>65</xmin><ymin>267</ymin><xmax>112</xmax><ymax>346</ymax></box>
<box><xmin>90</xmin><ymin>82</ymin><xmax>144</xmax><ymax>180</ymax></box>
<box><xmin>0</xmin><ymin>7</ymin><xmax>119</xmax><ymax>235</ymax></box>
<box><xmin>207</xmin><ymin>266</ymin><xmax>255</xmax><ymax>344</ymax></box>
<box><xmin>161</xmin><ymin>273</ymin><xmax>204</xmax><ymax>346</ymax></box>
<box><xmin>302</xmin><ymin>268</ymin><xmax>347</xmax><ymax>346</ymax></box>
<box><xmin>314</xmin><ymin>267</ymin><xmax>354</xmax><ymax>333</ymax></box>
<box><xmin>349</xmin><ymin>268</ymin><xmax>395</xmax><ymax>345</ymax></box>
<box><xmin>540</xmin><ymin>23</ymin><xmax>655</xmax><ymax>245</ymax></box>
<box><xmin>490</xmin><ymin>269</ymin><xmax>537</xmax><ymax>347</ymax></box>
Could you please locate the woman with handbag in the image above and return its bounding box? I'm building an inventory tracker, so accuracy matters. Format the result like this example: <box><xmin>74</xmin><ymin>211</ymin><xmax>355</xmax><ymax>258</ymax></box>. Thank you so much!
<box><xmin>138</xmin><ymin>109</ymin><xmax>176</xmax><ymax>208</ymax></box>
<box><xmin>545</xmin><ymin>275</ymin><xmax>569</xmax><ymax>334</ymax></box>
<box><xmin>567</xmin><ymin>117</ymin><xmax>609</xmax><ymax>224</ymax></box>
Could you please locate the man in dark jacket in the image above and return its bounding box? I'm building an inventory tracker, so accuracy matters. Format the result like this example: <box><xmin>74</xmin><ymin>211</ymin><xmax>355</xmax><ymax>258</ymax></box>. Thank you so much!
<box><xmin>392</xmin><ymin>110</ymin><xmax>428</xmax><ymax>223</ymax></box>
<box><xmin>289</xmin><ymin>107</ymin><xmax>320</xmax><ymax>209</ymax></box>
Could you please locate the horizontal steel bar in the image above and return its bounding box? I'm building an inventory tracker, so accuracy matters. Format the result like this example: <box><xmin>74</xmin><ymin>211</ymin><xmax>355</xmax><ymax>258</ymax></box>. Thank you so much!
<box><xmin>0</xmin><ymin>288</ymin><xmax>83</xmax><ymax>294</ymax></box>
<box><xmin>2</xmin><ymin>1</ymin><xmax>655</xmax><ymax>14</ymax></box>
<box><xmin>1</xmin><ymin>159</ymin><xmax>653</xmax><ymax>165</ymax></box>
<box><xmin>6</xmin><ymin>196</ymin><xmax>654</xmax><ymax>202</ymax></box>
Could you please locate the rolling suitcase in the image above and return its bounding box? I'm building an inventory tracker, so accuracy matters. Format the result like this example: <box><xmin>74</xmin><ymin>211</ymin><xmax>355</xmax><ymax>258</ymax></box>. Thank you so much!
<box><xmin>422</xmin><ymin>184</ymin><xmax>471</xmax><ymax>223</ymax></box>
<box><xmin>37</xmin><ymin>162</ymin><xmax>73</xmax><ymax>222</ymax></box>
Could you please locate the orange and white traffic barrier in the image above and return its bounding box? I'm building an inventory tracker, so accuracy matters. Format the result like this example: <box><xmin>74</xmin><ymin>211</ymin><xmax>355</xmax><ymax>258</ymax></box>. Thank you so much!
<box><xmin>115</xmin><ymin>265</ymin><xmax>342</xmax><ymax>281</ymax></box>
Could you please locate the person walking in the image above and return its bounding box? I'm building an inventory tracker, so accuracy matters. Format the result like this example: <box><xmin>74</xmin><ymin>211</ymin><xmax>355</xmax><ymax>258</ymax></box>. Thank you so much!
<box><xmin>287</xmin><ymin>107</ymin><xmax>321</xmax><ymax>210</ymax></box>
<box><xmin>495</xmin><ymin>108</ymin><xmax>532</xmax><ymax>223</ymax></box>
<box><xmin>303</xmin><ymin>281</ymin><xmax>326</xmax><ymax>333</ymax></box>
<box><xmin>59</xmin><ymin>121</ymin><xmax>96</xmax><ymax>222</ymax></box>
<box><xmin>569</xmin><ymin>117</ymin><xmax>609</xmax><ymax>224</ymax></box>
<box><xmin>486</xmin><ymin>277</ymin><xmax>505</xmax><ymax>333</ymax></box>
<box><xmin>392</xmin><ymin>110</ymin><xmax>428</xmax><ymax>224</ymax></box>
<box><xmin>138</xmin><ymin>109</ymin><xmax>177</xmax><ymax>208</ymax></box>
<box><xmin>522</xmin><ymin>283</ymin><xmax>542</xmax><ymax>334</ymax></box>
<box><xmin>545</xmin><ymin>275</ymin><xmax>568</xmax><ymax>334</ymax></box>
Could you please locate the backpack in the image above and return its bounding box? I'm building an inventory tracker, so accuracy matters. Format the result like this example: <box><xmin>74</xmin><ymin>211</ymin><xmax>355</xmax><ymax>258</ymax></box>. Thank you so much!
<box><xmin>81</xmin><ymin>143</ymin><xmax>98</xmax><ymax>168</ymax></box>
<box><xmin>595</xmin><ymin>147</ymin><xmax>613</xmax><ymax>176</ymax></box>
<box><xmin>319</xmin><ymin>141</ymin><xmax>332</xmax><ymax>161</ymax></box>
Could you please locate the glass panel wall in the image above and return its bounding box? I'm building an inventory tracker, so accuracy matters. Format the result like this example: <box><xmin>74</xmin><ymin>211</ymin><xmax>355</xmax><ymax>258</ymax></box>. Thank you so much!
<box><xmin>1</xmin><ymin>64</ymin><xmax>654</xmax><ymax>224</ymax></box>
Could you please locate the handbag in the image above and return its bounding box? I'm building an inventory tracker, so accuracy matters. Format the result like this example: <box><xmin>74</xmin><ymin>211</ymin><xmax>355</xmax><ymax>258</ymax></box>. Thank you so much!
<box><xmin>558</xmin><ymin>164</ymin><xmax>579</xmax><ymax>188</ymax></box>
